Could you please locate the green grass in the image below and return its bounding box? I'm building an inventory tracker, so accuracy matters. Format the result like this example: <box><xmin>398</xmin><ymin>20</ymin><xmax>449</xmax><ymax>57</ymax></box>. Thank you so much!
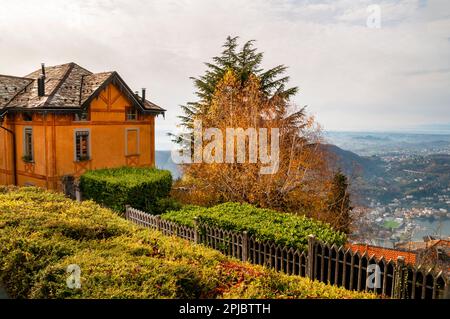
<box><xmin>0</xmin><ymin>187</ymin><xmax>374</xmax><ymax>299</ymax></box>
<box><xmin>162</xmin><ymin>202</ymin><xmax>347</xmax><ymax>251</ymax></box>
<box><xmin>383</xmin><ymin>220</ymin><xmax>400</xmax><ymax>229</ymax></box>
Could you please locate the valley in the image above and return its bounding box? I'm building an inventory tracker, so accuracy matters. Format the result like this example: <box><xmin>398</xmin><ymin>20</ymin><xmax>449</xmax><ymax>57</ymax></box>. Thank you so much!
<box><xmin>155</xmin><ymin>131</ymin><xmax>450</xmax><ymax>245</ymax></box>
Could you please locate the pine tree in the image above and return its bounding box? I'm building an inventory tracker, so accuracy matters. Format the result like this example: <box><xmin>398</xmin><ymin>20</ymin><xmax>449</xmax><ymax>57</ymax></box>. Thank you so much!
<box><xmin>173</xmin><ymin>70</ymin><xmax>332</xmax><ymax>215</ymax></box>
<box><xmin>328</xmin><ymin>171</ymin><xmax>353</xmax><ymax>234</ymax></box>
<box><xmin>174</xmin><ymin>36</ymin><xmax>298</xmax><ymax>143</ymax></box>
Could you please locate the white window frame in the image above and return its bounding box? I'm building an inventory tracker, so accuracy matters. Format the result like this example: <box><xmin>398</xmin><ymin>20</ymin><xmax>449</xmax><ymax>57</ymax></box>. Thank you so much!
<box><xmin>23</xmin><ymin>126</ymin><xmax>34</xmax><ymax>162</ymax></box>
<box><xmin>74</xmin><ymin>128</ymin><xmax>91</xmax><ymax>162</ymax></box>
<box><xmin>126</xmin><ymin>107</ymin><xmax>138</xmax><ymax>121</ymax></box>
<box><xmin>125</xmin><ymin>128</ymin><xmax>140</xmax><ymax>156</ymax></box>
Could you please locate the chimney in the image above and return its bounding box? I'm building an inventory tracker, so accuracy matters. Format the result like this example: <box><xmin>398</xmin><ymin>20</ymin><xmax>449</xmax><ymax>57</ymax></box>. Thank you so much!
<box><xmin>41</xmin><ymin>63</ymin><xmax>46</xmax><ymax>78</ymax></box>
<box><xmin>38</xmin><ymin>63</ymin><xmax>46</xmax><ymax>97</ymax></box>
<box><xmin>141</xmin><ymin>88</ymin><xmax>146</xmax><ymax>104</ymax></box>
<box><xmin>37</xmin><ymin>76</ymin><xmax>45</xmax><ymax>97</ymax></box>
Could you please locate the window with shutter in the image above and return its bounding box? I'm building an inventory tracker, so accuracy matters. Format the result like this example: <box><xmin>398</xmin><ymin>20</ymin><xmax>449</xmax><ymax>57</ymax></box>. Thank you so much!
<box><xmin>75</xmin><ymin>130</ymin><xmax>90</xmax><ymax>162</ymax></box>
<box><xmin>23</xmin><ymin>127</ymin><xmax>34</xmax><ymax>162</ymax></box>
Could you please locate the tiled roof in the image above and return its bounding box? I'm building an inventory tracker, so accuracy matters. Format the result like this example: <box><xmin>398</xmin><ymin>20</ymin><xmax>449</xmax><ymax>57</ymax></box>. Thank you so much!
<box><xmin>347</xmin><ymin>243</ymin><xmax>417</xmax><ymax>265</ymax></box>
<box><xmin>0</xmin><ymin>62</ymin><xmax>165</xmax><ymax>115</ymax></box>
<box><xmin>396</xmin><ymin>239</ymin><xmax>450</xmax><ymax>255</ymax></box>
<box><xmin>0</xmin><ymin>75</ymin><xmax>33</xmax><ymax>108</ymax></box>
<box><xmin>80</xmin><ymin>72</ymin><xmax>113</xmax><ymax>105</ymax></box>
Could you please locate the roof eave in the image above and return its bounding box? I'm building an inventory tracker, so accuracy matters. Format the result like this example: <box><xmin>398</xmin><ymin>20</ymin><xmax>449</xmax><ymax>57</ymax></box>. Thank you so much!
<box><xmin>4</xmin><ymin>106</ymin><xmax>82</xmax><ymax>113</ymax></box>
<box><xmin>142</xmin><ymin>108</ymin><xmax>166</xmax><ymax>116</ymax></box>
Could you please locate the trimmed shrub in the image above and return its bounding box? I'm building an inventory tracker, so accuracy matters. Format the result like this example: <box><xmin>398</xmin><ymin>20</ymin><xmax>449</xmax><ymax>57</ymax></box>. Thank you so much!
<box><xmin>0</xmin><ymin>187</ymin><xmax>374</xmax><ymax>299</ymax></box>
<box><xmin>80</xmin><ymin>167</ymin><xmax>172</xmax><ymax>214</ymax></box>
<box><xmin>162</xmin><ymin>202</ymin><xmax>347</xmax><ymax>251</ymax></box>
<box><xmin>153</xmin><ymin>197</ymin><xmax>183</xmax><ymax>215</ymax></box>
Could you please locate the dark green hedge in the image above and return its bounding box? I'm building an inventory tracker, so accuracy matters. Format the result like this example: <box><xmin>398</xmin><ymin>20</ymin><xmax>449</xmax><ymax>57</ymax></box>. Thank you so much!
<box><xmin>80</xmin><ymin>167</ymin><xmax>172</xmax><ymax>214</ymax></box>
<box><xmin>162</xmin><ymin>202</ymin><xmax>347</xmax><ymax>251</ymax></box>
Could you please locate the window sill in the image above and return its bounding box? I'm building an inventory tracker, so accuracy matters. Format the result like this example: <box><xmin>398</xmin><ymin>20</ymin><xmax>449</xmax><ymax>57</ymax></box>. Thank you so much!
<box><xmin>74</xmin><ymin>159</ymin><xmax>92</xmax><ymax>163</ymax></box>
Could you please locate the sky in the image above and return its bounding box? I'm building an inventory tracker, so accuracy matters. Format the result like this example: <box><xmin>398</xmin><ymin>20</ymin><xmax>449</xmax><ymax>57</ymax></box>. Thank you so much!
<box><xmin>0</xmin><ymin>0</ymin><xmax>449</xmax><ymax>150</ymax></box>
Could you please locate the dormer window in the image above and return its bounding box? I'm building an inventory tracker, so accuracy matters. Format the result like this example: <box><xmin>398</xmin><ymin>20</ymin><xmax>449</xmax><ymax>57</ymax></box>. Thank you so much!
<box><xmin>22</xmin><ymin>113</ymin><xmax>33</xmax><ymax>122</ymax></box>
<box><xmin>126</xmin><ymin>107</ymin><xmax>139</xmax><ymax>121</ymax></box>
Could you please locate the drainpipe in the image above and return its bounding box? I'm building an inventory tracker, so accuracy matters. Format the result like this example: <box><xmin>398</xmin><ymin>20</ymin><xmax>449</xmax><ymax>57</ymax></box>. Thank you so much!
<box><xmin>0</xmin><ymin>116</ymin><xmax>17</xmax><ymax>186</ymax></box>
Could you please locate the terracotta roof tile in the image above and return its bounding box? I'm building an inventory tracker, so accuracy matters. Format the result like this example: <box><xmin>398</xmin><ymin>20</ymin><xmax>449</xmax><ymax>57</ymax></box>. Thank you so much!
<box><xmin>347</xmin><ymin>243</ymin><xmax>417</xmax><ymax>265</ymax></box>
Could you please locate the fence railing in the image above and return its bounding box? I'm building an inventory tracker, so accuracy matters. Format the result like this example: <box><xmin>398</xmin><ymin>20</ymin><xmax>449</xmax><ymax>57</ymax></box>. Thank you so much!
<box><xmin>125</xmin><ymin>206</ymin><xmax>449</xmax><ymax>299</ymax></box>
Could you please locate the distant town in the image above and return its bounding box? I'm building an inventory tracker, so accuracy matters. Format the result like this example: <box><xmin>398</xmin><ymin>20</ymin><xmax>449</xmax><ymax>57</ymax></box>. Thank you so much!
<box><xmin>325</xmin><ymin>131</ymin><xmax>450</xmax><ymax>246</ymax></box>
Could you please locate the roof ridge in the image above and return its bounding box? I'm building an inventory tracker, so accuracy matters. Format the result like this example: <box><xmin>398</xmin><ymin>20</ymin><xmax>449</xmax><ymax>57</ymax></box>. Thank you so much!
<box><xmin>2</xmin><ymin>79</ymin><xmax>35</xmax><ymax>109</ymax></box>
<box><xmin>23</xmin><ymin>62</ymin><xmax>92</xmax><ymax>78</ymax></box>
<box><xmin>71</xmin><ymin>62</ymin><xmax>93</xmax><ymax>75</ymax></box>
<box><xmin>80</xmin><ymin>72</ymin><xmax>116</xmax><ymax>108</ymax></box>
<box><xmin>79</xmin><ymin>74</ymin><xmax>86</xmax><ymax>105</ymax></box>
<box><xmin>86</xmin><ymin>71</ymin><xmax>114</xmax><ymax>76</ymax></box>
<box><xmin>0</xmin><ymin>74</ymin><xmax>34</xmax><ymax>81</ymax></box>
<box><xmin>43</xmin><ymin>63</ymin><xmax>75</xmax><ymax>107</ymax></box>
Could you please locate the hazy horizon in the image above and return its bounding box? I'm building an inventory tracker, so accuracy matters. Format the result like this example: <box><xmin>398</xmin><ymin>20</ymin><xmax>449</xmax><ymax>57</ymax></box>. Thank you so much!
<box><xmin>155</xmin><ymin>127</ymin><xmax>450</xmax><ymax>151</ymax></box>
<box><xmin>1</xmin><ymin>0</ymin><xmax>449</xmax><ymax>150</ymax></box>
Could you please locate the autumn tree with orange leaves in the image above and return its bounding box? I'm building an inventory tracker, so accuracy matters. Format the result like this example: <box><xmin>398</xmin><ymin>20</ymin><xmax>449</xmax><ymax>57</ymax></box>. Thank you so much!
<box><xmin>176</xmin><ymin>71</ymin><xmax>335</xmax><ymax>219</ymax></box>
<box><xmin>173</xmin><ymin>37</ymin><xmax>353</xmax><ymax>232</ymax></box>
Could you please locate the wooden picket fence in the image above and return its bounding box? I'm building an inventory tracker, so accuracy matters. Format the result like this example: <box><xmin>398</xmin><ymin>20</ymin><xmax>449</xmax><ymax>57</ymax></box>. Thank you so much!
<box><xmin>125</xmin><ymin>206</ymin><xmax>449</xmax><ymax>299</ymax></box>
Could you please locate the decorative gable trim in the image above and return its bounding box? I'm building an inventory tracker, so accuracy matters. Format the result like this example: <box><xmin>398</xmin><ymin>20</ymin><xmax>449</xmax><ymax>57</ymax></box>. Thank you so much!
<box><xmin>81</xmin><ymin>72</ymin><xmax>164</xmax><ymax>116</ymax></box>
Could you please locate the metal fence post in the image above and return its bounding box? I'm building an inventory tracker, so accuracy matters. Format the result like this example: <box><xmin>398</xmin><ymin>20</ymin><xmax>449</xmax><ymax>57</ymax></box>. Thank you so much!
<box><xmin>306</xmin><ymin>234</ymin><xmax>316</xmax><ymax>280</ymax></box>
<box><xmin>194</xmin><ymin>217</ymin><xmax>200</xmax><ymax>244</ymax></box>
<box><xmin>242</xmin><ymin>231</ymin><xmax>249</xmax><ymax>262</ymax></box>
<box><xmin>394</xmin><ymin>256</ymin><xmax>406</xmax><ymax>299</ymax></box>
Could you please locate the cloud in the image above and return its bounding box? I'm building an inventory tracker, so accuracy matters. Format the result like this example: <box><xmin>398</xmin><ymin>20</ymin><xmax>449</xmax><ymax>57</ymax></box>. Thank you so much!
<box><xmin>402</xmin><ymin>68</ymin><xmax>450</xmax><ymax>76</ymax></box>
<box><xmin>0</xmin><ymin>0</ymin><xmax>449</xmax><ymax>150</ymax></box>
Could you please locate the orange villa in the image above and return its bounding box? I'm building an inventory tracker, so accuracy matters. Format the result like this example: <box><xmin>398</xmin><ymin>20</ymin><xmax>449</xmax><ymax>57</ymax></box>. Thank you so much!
<box><xmin>0</xmin><ymin>62</ymin><xmax>165</xmax><ymax>190</ymax></box>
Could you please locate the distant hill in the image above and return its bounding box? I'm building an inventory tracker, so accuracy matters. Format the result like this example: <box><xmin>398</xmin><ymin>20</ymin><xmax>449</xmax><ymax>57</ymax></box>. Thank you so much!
<box><xmin>156</xmin><ymin>145</ymin><xmax>382</xmax><ymax>181</ymax></box>
<box><xmin>353</xmin><ymin>135</ymin><xmax>391</xmax><ymax>141</ymax></box>
<box><xmin>325</xmin><ymin>131</ymin><xmax>450</xmax><ymax>156</ymax></box>
<box><xmin>320</xmin><ymin>144</ymin><xmax>383</xmax><ymax>178</ymax></box>
<box><xmin>157</xmin><ymin>145</ymin><xmax>450</xmax><ymax>207</ymax></box>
